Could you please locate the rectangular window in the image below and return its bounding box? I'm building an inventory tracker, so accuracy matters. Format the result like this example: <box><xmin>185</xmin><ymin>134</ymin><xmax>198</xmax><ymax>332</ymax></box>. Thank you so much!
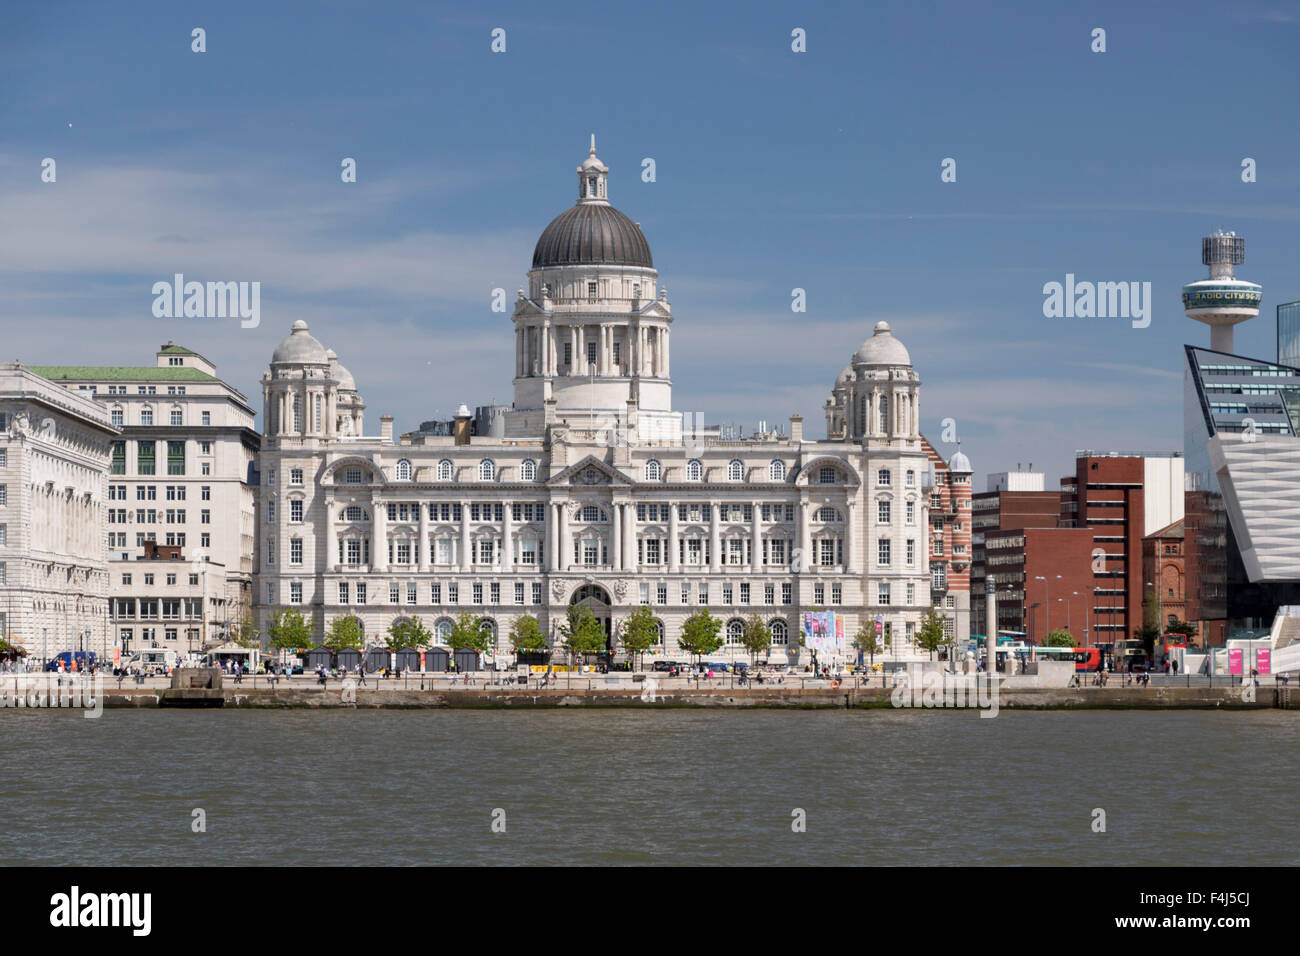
<box><xmin>878</xmin><ymin>500</ymin><xmax>891</xmax><ymax>524</ymax></box>
<box><xmin>531</xmin><ymin>582</ymin><xmax>542</xmax><ymax>605</ymax></box>
<box><xmin>698</xmin><ymin>584</ymin><xmax>708</xmax><ymax>605</ymax></box>
<box><xmin>640</xmin><ymin>582</ymin><xmax>650</xmax><ymax>605</ymax></box>
<box><xmin>290</xmin><ymin>582</ymin><xmax>303</xmax><ymax>604</ymax></box>
<box><xmin>782</xmin><ymin>583</ymin><xmax>792</xmax><ymax>605</ymax></box>
<box><xmin>906</xmin><ymin>582</ymin><xmax>915</xmax><ymax>605</ymax></box>
<box><xmin>290</xmin><ymin>500</ymin><xmax>303</xmax><ymax>523</ymax></box>
<box><xmin>814</xmin><ymin>583</ymin><xmax>824</xmax><ymax>604</ymax></box>
<box><xmin>408</xmin><ymin>583</ymin><xmax>418</xmax><ymax>605</ymax></box>
<box><xmin>906</xmin><ymin>539</ymin><xmax>915</xmax><ymax>565</ymax></box>
<box><xmin>657</xmin><ymin>583</ymin><xmax>667</xmax><ymax>605</ymax></box>
<box><xmin>831</xmin><ymin>584</ymin><xmax>842</xmax><ymax>605</ymax></box>
<box><xmin>167</xmin><ymin>441</ymin><xmax>185</xmax><ymax>475</ymax></box>
<box><xmin>764</xmin><ymin>584</ymin><xmax>774</xmax><ymax>605</ymax></box>
<box><xmin>137</xmin><ymin>441</ymin><xmax>155</xmax><ymax>475</ymax></box>
<box><xmin>490</xmin><ymin>582</ymin><xmax>500</xmax><ymax>604</ymax></box>
<box><xmin>878</xmin><ymin>539</ymin><xmax>891</xmax><ymax>566</ymax></box>
<box><xmin>515</xmin><ymin>582</ymin><xmax>525</xmax><ymax>604</ymax></box>
<box><xmin>740</xmin><ymin>583</ymin><xmax>750</xmax><ymax>604</ymax></box>
<box><xmin>473</xmin><ymin>583</ymin><xmax>483</xmax><ymax>604</ymax></box>
<box><xmin>430</xmin><ymin>583</ymin><xmax>441</xmax><ymax>604</ymax></box>
<box><xmin>878</xmin><ymin>583</ymin><xmax>891</xmax><ymax>605</ymax></box>
<box><xmin>338</xmin><ymin>583</ymin><xmax>349</xmax><ymax>604</ymax></box>
<box><xmin>906</xmin><ymin>501</ymin><xmax>915</xmax><ymax>524</ymax></box>
<box><xmin>390</xmin><ymin>582</ymin><xmax>401</xmax><ymax>603</ymax></box>
<box><xmin>722</xmin><ymin>583</ymin><xmax>733</xmax><ymax>604</ymax></box>
<box><xmin>356</xmin><ymin>583</ymin><xmax>367</xmax><ymax>605</ymax></box>
<box><xmin>290</xmin><ymin>538</ymin><xmax>302</xmax><ymax>565</ymax></box>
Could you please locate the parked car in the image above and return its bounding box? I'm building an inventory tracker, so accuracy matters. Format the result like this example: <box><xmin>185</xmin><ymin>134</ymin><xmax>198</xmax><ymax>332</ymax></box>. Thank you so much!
<box><xmin>652</xmin><ymin>661</ymin><xmax>678</xmax><ymax>672</ymax></box>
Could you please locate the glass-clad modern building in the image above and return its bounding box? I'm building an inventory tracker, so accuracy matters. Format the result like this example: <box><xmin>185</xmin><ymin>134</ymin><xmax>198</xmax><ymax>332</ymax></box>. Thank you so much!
<box><xmin>1278</xmin><ymin>301</ymin><xmax>1300</xmax><ymax>370</ymax></box>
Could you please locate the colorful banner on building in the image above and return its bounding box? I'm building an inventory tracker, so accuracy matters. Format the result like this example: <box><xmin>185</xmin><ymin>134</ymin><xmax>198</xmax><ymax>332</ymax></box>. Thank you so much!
<box><xmin>802</xmin><ymin>612</ymin><xmax>845</xmax><ymax>656</ymax></box>
<box><xmin>1256</xmin><ymin>648</ymin><xmax>1271</xmax><ymax>676</ymax></box>
<box><xmin>1228</xmin><ymin>648</ymin><xmax>1243</xmax><ymax>675</ymax></box>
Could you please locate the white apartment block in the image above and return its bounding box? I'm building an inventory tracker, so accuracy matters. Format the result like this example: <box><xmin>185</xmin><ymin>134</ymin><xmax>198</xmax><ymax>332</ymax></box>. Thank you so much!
<box><xmin>253</xmin><ymin>143</ymin><xmax>938</xmax><ymax>667</ymax></box>
<box><xmin>0</xmin><ymin>363</ymin><xmax>117</xmax><ymax>661</ymax></box>
<box><xmin>33</xmin><ymin>345</ymin><xmax>259</xmax><ymax>653</ymax></box>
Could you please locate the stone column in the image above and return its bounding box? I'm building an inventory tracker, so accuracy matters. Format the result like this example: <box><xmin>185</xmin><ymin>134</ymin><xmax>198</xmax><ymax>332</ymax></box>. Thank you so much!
<box><xmin>459</xmin><ymin>500</ymin><xmax>471</xmax><ymax>572</ymax></box>
<box><xmin>668</xmin><ymin>502</ymin><xmax>680</xmax><ymax>572</ymax></box>
<box><xmin>663</xmin><ymin>328</ymin><xmax>670</xmax><ymax>377</ymax></box>
<box><xmin>373</xmin><ymin>495</ymin><xmax>388</xmax><ymax>571</ymax></box>
<box><xmin>501</xmin><ymin>501</ymin><xmax>513</xmax><ymax>571</ymax></box>
<box><xmin>611</xmin><ymin>503</ymin><xmax>622</xmax><ymax>570</ymax></box>
<box><xmin>750</xmin><ymin>500</ymin><xmax>762</xmax><ymax>573</ymax></box>
<box><xmin>546</xmin><ymin>502</ymin><xmax>558</xmax><ymax>571</ymax></box>
<box><xmin>623</xmin><ymin>503</ymin><xmax>636</xmax><ymax>569</ymax></box>
<box><xmin>710</xmin><ymin>502</ymin><xmax>721</xmax><ymax>571</ymax></box>
<box><xmin>844</xmin><ymin>499</ymin><xmax>856</xmax><ymax>573</ymax></box>
<box><xmin>799</xmin><ymin>498</ymin><xmax>811</xmax><ymax>571</ymax></box>
<box><xmin>559</xmin><ymin>503</ymin><xmax>571</xmax><ymax>571</ymax></box>
<box><xmin>418</xmin><ymin>500</ymin><xmax>429</xmax><ymax>572</ymax></box>
<box><xmin>325</xmin><ymin>494</ymin><xmax>336</xmax><ymax>571</ymax></box>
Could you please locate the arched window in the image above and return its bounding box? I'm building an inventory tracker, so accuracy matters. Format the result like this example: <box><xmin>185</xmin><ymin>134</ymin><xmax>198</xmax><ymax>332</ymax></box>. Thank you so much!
<box><xmin>437</xmin><ymin>459</ymin><xmax>453</xmax><ymax>481</ymax></box>
<box><xmin>479</xmin><ymin>618</ymin><xmax>497</xmax><ymax>642</ymax></box>
<box><xmin>770</xmin><ymin>619</ymin><xmax>789</xmax><ymax>645</ymax></box>
<box><xmin>644</xmin><ymin>459</ymin><xmax>662</xmax><ymax>481</ymax></box>
<box><xmin>580</xmin><ymin>505</ymin><xmax>605</xmax><ymax>522</ymax></box>
<box><xmin>140</xmin><ymin>405</ymin><xmax>154</xmax><ymax>426</ymax></box>
<box><xmin>169</xmin><ymin>405</ymin><xmax>183</xmax><ymax>426</ymax></box>
<box><xmin>344</xmin><ymin>506</ymin><xmax>363</xmax><ymax>523</ymax></box>
<box><xmin>521</xmin><ymin>459</ymin><xmax>537</xmax><ymax>481</ymax></box>
<box><xmin>815</xmin><ymin>506</ymin><xmax>841</xmax><ymax>522</ymax></box>
<box><xmin>478</xmin><ymin>459</ymin><xmax>495</xmax><ymax>481</ymax></box>
<box><xmin>726</xmin><ymin>619</ymin><xmax>745</xmax><ymax>644</ymax></box>
<box><xmin>769</xmin><ymin>460</ymin><xmax>786</xmax><ymax>481</ymax></box>
<box><xmin>878</xmin><ymin>394</ymin><xmax>890</xmax><ymax>433</ymax></box>
<box><xmin>687</xmin><ymin>459</ymin><xmax>703</xmax><ymax>481</ymax></box>
<box><xmin>434</xmin><ymin>617</ymin><xmax>453</xmax><ymax>643</ymax></box>
<box><xmin>728</xmin><ymin>459</ymin><xmax>744</xmax><ymax>481</ymax></box>
<box><xmin>395</xmin><ymin>459</ymin><xmax>412</xmax><ymax>481</ymax></box>
<box><xmin>653</xmin><ymin>619</ymin><xmax>665</xmax><ymax>644</ymax></box>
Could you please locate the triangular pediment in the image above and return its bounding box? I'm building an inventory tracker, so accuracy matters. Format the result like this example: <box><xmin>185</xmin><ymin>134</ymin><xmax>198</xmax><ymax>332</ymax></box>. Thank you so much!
<box><xmin>547</xmin><ymin>455</ymin><xmax>633</xmax><ymax>487</ymax></box>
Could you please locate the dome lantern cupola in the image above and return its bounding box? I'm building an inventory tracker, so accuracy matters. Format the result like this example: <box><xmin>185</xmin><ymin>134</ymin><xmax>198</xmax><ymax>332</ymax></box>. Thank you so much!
<box><xmin>578</xmin><ymin>134</ymin><xmax>609</xmax><ymax>205</ymax></box>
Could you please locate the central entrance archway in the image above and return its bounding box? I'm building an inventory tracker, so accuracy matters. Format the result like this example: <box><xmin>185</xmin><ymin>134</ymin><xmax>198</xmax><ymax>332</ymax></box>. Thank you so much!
<box><xmin>569</xmin><ymin>584</ymin><xmax>614</xmax><ymax>656</ymax></box>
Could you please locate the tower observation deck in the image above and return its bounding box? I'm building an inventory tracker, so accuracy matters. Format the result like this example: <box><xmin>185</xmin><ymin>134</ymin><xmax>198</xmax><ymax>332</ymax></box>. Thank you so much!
<box><xmin>1182</xmin><ymin>231</ymin><xmax>1261</xmax><ymax>354</ymax></box>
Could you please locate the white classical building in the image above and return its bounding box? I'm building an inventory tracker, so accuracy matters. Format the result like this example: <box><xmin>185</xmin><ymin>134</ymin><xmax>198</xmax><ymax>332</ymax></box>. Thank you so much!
<box><xmin>0</xmin><ymin>364</ymin><xmax>117</xmax><ymax>661</ymax></box>
<box><xmin>254</xmin><ymin>142</ymin><xmax>938</xmax><ymax>667</ymax></box>
<box><xmin>34</xmin><ymin>345</ymin><xmax>259</xmax><ymax>654</ymax></box>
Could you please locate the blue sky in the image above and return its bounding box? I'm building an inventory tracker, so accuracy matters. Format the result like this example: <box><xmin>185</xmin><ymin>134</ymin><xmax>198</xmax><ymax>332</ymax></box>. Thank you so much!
<box><xmin>2</xmin><ymin>0</ymin><xmax>1298</xmax><ymax>482</ymax></box>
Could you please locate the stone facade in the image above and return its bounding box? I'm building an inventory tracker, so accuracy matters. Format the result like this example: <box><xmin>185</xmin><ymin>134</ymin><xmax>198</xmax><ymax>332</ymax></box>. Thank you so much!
<box><xmin>253</xmin><ymin>144</ymin><xmax>942</xmax><ymax>666</ymax></box>
<box><xmin>0</xmin><ymin>364</ymin><xmax>117</xmax><ymax>661</ymax></box>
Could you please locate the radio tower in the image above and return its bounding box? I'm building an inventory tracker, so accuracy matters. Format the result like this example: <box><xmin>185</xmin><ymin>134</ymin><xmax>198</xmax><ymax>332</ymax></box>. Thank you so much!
<box><xmin>1182</xmin><ymin>230</ymin><xmax>1261</xmax><ymax>354</ymax></box>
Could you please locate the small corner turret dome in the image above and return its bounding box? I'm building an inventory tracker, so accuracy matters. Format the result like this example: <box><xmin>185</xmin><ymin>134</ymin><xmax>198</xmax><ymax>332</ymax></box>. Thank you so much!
<box><xmin>272</xmin><ymin>321</ymin><xmax>329</xmax><ymax>365</ymax></box>
<box><xmin>853</xmin><ymin>321</ymin><xmax>912</xmax><ymax>367</ymax></box>
<box><xmin>949</xmin><ymin>449</ymin><xmax>972</xmax><ymax>473</ymax></box>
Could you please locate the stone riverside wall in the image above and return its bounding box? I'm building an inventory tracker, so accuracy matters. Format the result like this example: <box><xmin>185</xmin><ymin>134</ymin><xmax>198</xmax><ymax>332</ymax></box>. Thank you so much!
<box><xmin>76</xmin><ymin>684</ymin><xmax>1298</xmax><ymax>710</ymax></box>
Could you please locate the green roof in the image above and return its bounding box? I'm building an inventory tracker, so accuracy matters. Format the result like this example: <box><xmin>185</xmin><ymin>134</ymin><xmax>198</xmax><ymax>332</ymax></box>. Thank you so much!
<box><xmin>159</xmin><ymin>345</ymin><xmax>198</xmax><ymax>355</ymax></box>
<box><xmin>30</xmin><ymin>366</ymin><xmax>217</xmax><ymax>383</ymax></box>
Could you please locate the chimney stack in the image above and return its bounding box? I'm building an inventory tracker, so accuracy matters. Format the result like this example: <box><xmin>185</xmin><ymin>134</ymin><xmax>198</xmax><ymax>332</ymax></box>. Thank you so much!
<box><xmin>380</xmin><ymin>415</ymin><xmax>393</xmax><ymax>443</ymax></box>
<box><xmin>453</xmin><ymin>404</ymin><xmax>472</xmax><ymax>446</ymax></box>
<box><xmin>789</xmin><ymin>414</ymin><xmax>804</xmax><ymax>443</ymax></box>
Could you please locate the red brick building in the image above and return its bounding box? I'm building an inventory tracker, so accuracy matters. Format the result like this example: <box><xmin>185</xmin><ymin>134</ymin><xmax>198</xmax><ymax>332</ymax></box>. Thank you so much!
<box><xmin>921</xmin><ymin>437</ymin><xmax>972</xmax><ymax>644</ymax></box>
<box><xmin>1059</xmin><ymin>455</ymin><xmax>1148</xmax><ymax>645</ymax></box>
<box><xmin>1143</xmin><ymin>519</ymin><xmax>1187</xmax><ymax>638</ymax></box>
<box><xmin>985</xmin><ymin>527</ymin><xmax>1097</xmax><ymax>641</ymax></box>
<box><xmin>971</xmin><ymin>488</ymin><xmax>1061</xmax><ymax>637</ymax></box>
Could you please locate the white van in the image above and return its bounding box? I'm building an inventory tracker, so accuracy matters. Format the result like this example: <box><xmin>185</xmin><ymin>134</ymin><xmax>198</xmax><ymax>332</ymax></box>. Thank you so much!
<box><xmin>139</xmin><ymin>648</ymin><xmax>179</xmax><ymax>674</ymax></box>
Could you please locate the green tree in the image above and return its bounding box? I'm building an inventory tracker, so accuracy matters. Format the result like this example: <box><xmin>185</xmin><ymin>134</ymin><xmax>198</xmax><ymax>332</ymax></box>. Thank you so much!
<box><xmin>740</xmin><ymin>614</ymin><xmax>772</xmax><ymax>664</ymax></box>
<box><xmin>324</xmin><ymin>615</ymin><xmax>364</xmax><ymax>651</ymax></box>
<box><xmin>508</xmin><ymin>614</ymin><xmax>547</xmax><ymax>654</ymax></box>
<box><xmin>449</xmin><ymin>612</ymin><xmax>493</xmax><ymax>655</ymax></box>
<box><xmin>559</xmin><ymin>604</ymin><xmax>606</xmax><ymax>664</ymax></box>
<box><xmin>1164</xmin><ymin>618</ymin><xmax>1197</xmax><ymax>638</ymax></box>
<box><xmin>229</xmin><ymin>611</ymin><xmax>261</xmax><ymax>649</ymax></box>
<box><xmin>677</xmin><ymin>609</ymin><xmax>723</xmax><ymax>665</ymax></box>
<box><xmin>388</xmin><ymin>616</ymin><xmax>432</xmax><ymax>651</ymax></box>
<box><xmin>853</xmin><ymin>621</ymin><xmax>881</xmax><ymax>667</ymax></box>
<box><xmin>618</xmin><ymin>605</ymin><xmax>660</xmax><ymax>671</ymax></box>
<box><xmin>267</xmin><ymin>608</ymin><xmax>313</xmax><ymax>657</ymax></box>
<box><xmin>915</xmin><ymin>606</ymin><xmax>947</xmax><ymax>660</ymax></box>
<box><xmin>1044</xmin><ymin>629</ymin><xmax>1076</xmax><ymax>647</ymax></box>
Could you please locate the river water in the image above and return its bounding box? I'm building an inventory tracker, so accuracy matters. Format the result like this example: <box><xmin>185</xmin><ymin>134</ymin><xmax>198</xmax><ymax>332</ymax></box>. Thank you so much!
<box><xmin>2</xmin><ymin>710</ymin><xmax>1295</xmax><ymax>866</ymax></box>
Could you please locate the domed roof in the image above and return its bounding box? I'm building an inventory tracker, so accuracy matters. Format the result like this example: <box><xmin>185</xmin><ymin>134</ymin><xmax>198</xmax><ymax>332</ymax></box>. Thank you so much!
<box><xmin>532</xmin><ymin>203</ymin><xmax>653</xmax><ymax>269</ymax></box>
<box><xmin>853</xmin><ymin>321</ymin><xmax>911</xmax><ymax>367</ymax></box>
<box><xmin>325</xmin><ymin>349</ymin><xmax>356</xmax><ymax>391</ymax></box>
<box><xmin>835</xmin><ymin>364</ymin><xmax>853</xmax><ymax>387</ymax></box>
<box><xmin>949</xmin><ymin>449</ymin><xmax>972</xmax><ymax>473</ymax></box>
<box><xmin>272</xmin><ymin>320</ymin><xmax>329</xmax><ymax>365</ymax></box>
